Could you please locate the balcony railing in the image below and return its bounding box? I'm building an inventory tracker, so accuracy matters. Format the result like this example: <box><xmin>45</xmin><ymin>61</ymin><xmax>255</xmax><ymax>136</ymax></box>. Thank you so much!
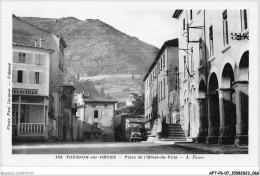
<box><xmin>19</xmin><ymin>123</ymin><xmax>45</xmax><ymax>132</ymax></box>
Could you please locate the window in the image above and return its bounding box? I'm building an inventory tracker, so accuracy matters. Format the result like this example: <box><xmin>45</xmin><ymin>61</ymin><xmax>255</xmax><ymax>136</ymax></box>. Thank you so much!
<box><xmin>175</xmin><ymin>67</ymin><xmax>179</xmax><ymax>90</ymax></box>
<box><xmin>164</xmin><ymin>78</ymin><xmax>166</xmax><ymax>98</ymax></box>
<box><xmin>17</xmin><ymin>70</ymin><xmax>23</xmax><ymax>83</ymax></box>
<box><xmin>190</xmin><ymin>47</ymin><xmax>194</xmax><ymax>73</ymax></box>
<box><xmin>93</xmin><ymin>123</ymin><xmax>98</xmax><ymax>128</ymax></box>
<box><xmin>161</xmin><ymin>81</ymin><xmax>163</xmax><ymax>100</ymax></box>
<box><xmin>222</xmin><ymin>10</ymin><xmax>229</xmax><ymax>46</ymax></box>
<box><xmin>241</xmin><ymin>9</ymin><xmax>248</xmax><ymax>31</ymax></box>
<box><xmin>190</xmin><ymin>10</ymin><xmax>193</xmax><ymax>20</ymax></box>
<box><xmin>18</xmin><ymin>53</ymin><xmax>26</xmax><ymax>63</ymax></box>
<box><xmin>35</xmin><ymin>72</ymin><xmax>39</xmax><ymax>84</ymax></box>
<box><xmin>163</xmin><ymin>54</ymin><xmax>165</xmax><ymax>67</ymax></box>
<box><xmin>94</xmin><ymin>110</ymin><xmax>98</xmax><ymax>118</ymax></box>
<box><xmin>158</xmin><ymin>83</ymin><xmax>161</xmax><ymax>101</ymax></box>
<box><xmin>199</xmin><ymin>39</ymin><xmax>203</xmax><ymax>62</ymax></box>
<box><xmin>183</xmin><ymin>18</ymin><xmax>186</xmax><ymax>31</ymax></box>
<box><xmin>160</xmin><ymin>58</ymin><xmax>162</xmax><ymax>70</ymax></box>
<box><xmin>209</xmin><ymin>26</ymin><xmax>214</xmax><ymax>57</ymax></box>
<box><xmin>184</xmin><ymin>56</ymin><xmax>186</xmax><ymax>79</ymax></box>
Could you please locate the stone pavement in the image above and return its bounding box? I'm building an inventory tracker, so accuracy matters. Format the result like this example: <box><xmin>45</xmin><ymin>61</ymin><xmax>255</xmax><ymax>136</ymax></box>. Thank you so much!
<box><xmin>12</xmin><ymin>141</ymin><xmax>212</xmax><ymax>154</ymax></box>
<box><xmin>173</xmin><ymin>142</ymin><xmax>248</xmax><ymax>154</ymax></box>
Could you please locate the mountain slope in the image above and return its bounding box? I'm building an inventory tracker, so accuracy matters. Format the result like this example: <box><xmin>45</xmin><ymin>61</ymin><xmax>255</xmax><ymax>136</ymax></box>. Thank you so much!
<box><xmin>21</xmin><ymin>17</ymin><xmax>158</xmax><ymax>76</ymax></box>
<box><xmin>20</xmin><ymin>16</ymin><xmax>159</xmax><ymax>100</ymax></box>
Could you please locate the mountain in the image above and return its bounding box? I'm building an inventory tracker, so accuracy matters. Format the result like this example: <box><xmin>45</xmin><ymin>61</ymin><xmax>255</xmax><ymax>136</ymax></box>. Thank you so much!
<box><xmin>20</xmin><ymin>16</ymin><xmax>159</xmax><ymax>100</ymax></box>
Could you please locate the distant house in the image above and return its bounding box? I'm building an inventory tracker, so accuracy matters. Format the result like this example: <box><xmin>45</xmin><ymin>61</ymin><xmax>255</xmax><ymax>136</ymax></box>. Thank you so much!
<box><xmin>76</xmin><ymin>94</ymin><xmax>117</xmax><ymax>142</ymax></box>
<box><xmin>12</xmin><ymin>43</ymin><xmax>53</xmax><ymax>141</ymax></box>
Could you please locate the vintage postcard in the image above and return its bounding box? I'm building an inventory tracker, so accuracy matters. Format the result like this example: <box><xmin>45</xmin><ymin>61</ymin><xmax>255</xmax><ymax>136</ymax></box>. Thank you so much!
<box><xmin>0</xmin><ymin>0</ymin><xmax>259</xmax><ymax>175</ymax></box>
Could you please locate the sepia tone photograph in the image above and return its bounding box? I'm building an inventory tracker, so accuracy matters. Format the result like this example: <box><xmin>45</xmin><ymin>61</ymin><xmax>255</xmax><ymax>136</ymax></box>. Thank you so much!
<box><xmin>1</xmin><ymin>1</ymin><xmax>259</xmax><ymax>175</ymax></box>
<box><xmin>11</xmin><ymin>8</ymin><xmax>249</xmax><ymax>155</ymax></box>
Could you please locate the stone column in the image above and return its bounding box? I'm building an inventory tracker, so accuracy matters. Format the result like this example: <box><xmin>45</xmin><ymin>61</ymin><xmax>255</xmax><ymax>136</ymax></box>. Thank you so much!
<box><xmin>233</xmin><ymin>81</ymin><xmax>248</xmax><ymax>145</ymax></box>
<box><xmin>196</xmin><ymin>98</ymin><xmax>207</xmax><ymax>143</ymax></box>
<box><xmin>206</xmin><ymin>94</ymin><xmax>219</xmax><ymax>144</ymax></box>
<box><xmin>217</xmin><ymin>88</ymin><xmax>236</xmax><ymax>144</ymax></box>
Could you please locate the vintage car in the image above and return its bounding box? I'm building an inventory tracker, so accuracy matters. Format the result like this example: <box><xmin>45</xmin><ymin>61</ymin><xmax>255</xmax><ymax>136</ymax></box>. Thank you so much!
<box><xmin>130</xmin><ymin>127</ymin><xmax>147</xmax><ymax>142</ymax></box>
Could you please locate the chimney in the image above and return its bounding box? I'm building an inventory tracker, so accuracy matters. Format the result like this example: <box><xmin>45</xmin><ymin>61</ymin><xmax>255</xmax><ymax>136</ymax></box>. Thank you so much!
<box><xmin>39</xmin><ymin>35</ymin><xmax>45</xmax><ymax>47</ymax></box>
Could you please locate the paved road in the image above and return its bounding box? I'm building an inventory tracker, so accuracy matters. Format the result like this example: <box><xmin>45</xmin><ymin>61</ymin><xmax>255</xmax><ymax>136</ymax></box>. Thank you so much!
<box><xmin>13</xmin><ymin>142</ymin><xmax>212</xmax><ymax>154</ymax></box>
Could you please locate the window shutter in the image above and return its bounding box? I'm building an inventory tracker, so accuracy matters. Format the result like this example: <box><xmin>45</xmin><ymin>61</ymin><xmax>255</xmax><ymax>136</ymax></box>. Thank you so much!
<box><xmin>39</xmin><ymin>72</ymin><xmax>45</xmax><ymax>85</ymax></box>
<box><xmin>98</xmin><ymin>110</ymin><xmax>101</xmax><ymax>118</ymax></box>
<box><xmin>98</xmin><ymin>123</ymin><xmax>102</xmax><ymax>128</ymax></box>
<box><xmin>31</xmin><ymin>54</ymin><xmax>35</xmax><ymax>65</ymax></box>
<box><xmin>29</xmin><ymin>71</ymin><xmax>34</xmax><ymax>84</ymax></box>
<box><xmin>22</xmin><ymin>70</ymin><xmax>27</xmax><ymax>84</ymax></box>
<box><xmin>40</xmin><ymin>55</ymin><xmax>46</xmax><ymax>65</ymax></box>
<box><xmin>12</xmin><ymin>69</ymin><xmax>17</xmax><ymax>83</ymax></box>
<box><xmin>27</xmin><ymin>53</ymin><xmax>32</xmax><ymax>64</ymax></box>
<box><xmin>13</xmin><ymin>52</ymin><xmax>19</xmax><ymax>63</ymax></box>
<box><xmin>35</xmin><ymin>54</ymin><xmax>40</xmax><ymax>65</ymax></box>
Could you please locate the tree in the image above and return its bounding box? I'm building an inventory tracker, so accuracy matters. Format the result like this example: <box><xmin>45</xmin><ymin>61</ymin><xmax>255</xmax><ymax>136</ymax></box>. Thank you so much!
<box><xmin>128</xmin><ymin>93</ymin><xmax>144</xmax><ymax>115</ymax></box>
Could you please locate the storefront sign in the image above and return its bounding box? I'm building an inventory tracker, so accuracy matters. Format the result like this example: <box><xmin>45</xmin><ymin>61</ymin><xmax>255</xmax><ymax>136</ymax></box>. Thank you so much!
<box><xmin>12</xmin><ymin>88</ymin><xmax>38</xmax><ymax>95</ymax></box>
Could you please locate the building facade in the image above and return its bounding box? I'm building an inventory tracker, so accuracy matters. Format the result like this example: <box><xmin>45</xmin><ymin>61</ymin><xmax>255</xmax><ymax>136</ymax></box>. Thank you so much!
<box><xmin>13</xmin><ymin>15</ymin><xmax>75</xmax><ymax>141</ymax></box>
<box><xmin>173</xmin><ymin>9</ymin><xmax>249</xmax><ymax>145</ymax></box>
<box><xmin>76</xmin><ymin>95</ymin><xmax>117</xmax><ymax>142</ymax></box>
<box><xmin>12</xmin><ymin>43</ymin><xmax>53</xmax><ymax>141</ymax></box>
<box><xmin>143</xmin><ymin>39</ymin><xmax>179</xmax><ymax>139</ymax></box>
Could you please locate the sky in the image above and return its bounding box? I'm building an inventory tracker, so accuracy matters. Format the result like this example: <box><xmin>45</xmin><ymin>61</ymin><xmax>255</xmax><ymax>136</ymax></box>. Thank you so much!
<box><xmin>10</xmin><ymin>1</ymin><xmax>179</xmax><ymax>48</ymax></box>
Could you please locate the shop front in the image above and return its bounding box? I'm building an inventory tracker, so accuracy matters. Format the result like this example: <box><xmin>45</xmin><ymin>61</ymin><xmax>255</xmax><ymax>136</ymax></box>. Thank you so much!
<box><xmin>12</xmin><ymin>88</ymin><xmax>49</xmax><ymax>141</ymax></box>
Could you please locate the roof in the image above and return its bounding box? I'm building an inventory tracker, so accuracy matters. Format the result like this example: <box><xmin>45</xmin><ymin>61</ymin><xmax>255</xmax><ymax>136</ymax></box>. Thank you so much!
<box><xmin>143</xmin><ymin>39</ymin><xmax>179</xmax><ymax>81</ymax></box>
<box><xmin>13</xmin><ymin>14</ymin><xmax>51</xmax><ymax>34</ymax></box>
<box><xmin>13</xmin><ymin>14</ymin><xmax>67</xmax><ymax>48</ymax></box>
<box><xmin>12</xmin><ymin>42</ymin><xmax>54</xmax><ymax>54</ymax></box>
<box><xmin>59</xmin><ymin>37</ymin><xmax>67</xmax><ymax>48</ymax></box>
<box><xmin>61</xmin><ymin>82</ymin><xmax>76</xmax><ymax>90</ymax></box>
<box><xmin>121</xmin><ymin>114</ymin><xmax>145</xmax><ymax>119</ymax></box>
<box><xmin>83</xmin><ymin>97</ymin><xmax>117</xmax><ymax>104</ymax></box>
<box><xmin>172</xmin><ymin>10</ymin><xmax>183</xmax><ymax>19</ymax></box>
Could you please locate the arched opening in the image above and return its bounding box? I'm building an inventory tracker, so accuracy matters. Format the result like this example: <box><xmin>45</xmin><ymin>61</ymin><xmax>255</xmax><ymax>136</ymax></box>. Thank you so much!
<box><xmin>197</xmin><ymin>80</ymin><xmax>207</xmax><ymax>143</ymax></box>
<box><xmin>221</xmin><ymin>63</ymin><xmax>235</xmax><ymax>88</ymax></box>
<box><xmin>199</xmin><ymin>80</ymin><xmax>206</xmax><ymax>98</ymax></box>
<box><xmin>207</xmin><ymin>73</ymin><xmax>220</xmax><ymax>144</ymax></box>
<box><xmin>219</xmin><ymin>63</ymin><xmax>236</xmax><ymax>144</ymax></box>
<box><xmin>234</xmin><ymin>51</ymin><xmax>249</xmax><ymax>145</ymax></box>
<box><xmin>238</xmin><ymin>51</ymin><xmax>249</xmax><ymax>81</ymax></box>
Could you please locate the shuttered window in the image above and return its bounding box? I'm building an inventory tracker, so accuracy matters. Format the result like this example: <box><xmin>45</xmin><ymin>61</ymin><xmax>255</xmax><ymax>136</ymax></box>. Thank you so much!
<box><xmin>13</xmin><ymin>52</ymin><xmax>19</xmax><ymax>63</ymax></box>
<box><xmin>17</xmin><ymin>70</ymin><xmax>23</xmax><ymax>83</ymax></box>
<box><xmin>35</xmin><ymin>54</ymin><xmax>46</xmax><ymax>65</ymax></box>
<box><xmin>222</xmin><ymin>10</ymin><xmax>229</xmax><ymax>46</ymax></box>
<box><xmin>35</xmin><ymin>72</ymin><xmax>40</xmax><ymax>84</ymax></box>
<box><xmin>12</xmin><ymin>69</ymin><xmax>17</xmax><ymax>83</ymax></box>
<box><xmin>184</xmin><ymin>56</ymin><xmax>186</xmax><ymax>79</ymax></box>
<box><xmin>241</xmin><ymin>9</ymin><xmax>248</xmax><ymax>31</ymax></box>
<box><xmin>35</xmin><ymin>54</ymin><xmax>40</xmax><ymax>65</ymax></box>
<box><xmin>18</xmin><ymin>53</ymin><xmax>26</xmax><ymax>63</ymax></box>
<box><xmin>164</xmin><ymin>78</ymin><xmax>166</xmax><ymax>98</ymax></box>
<box><xmin>26</xmin><ymin>53</ymin><xmax>32</xmax><ymax>64</ymax></box>
<box><xmin>209</xmin><ymin>26</ymin><xmax>214</xmax><ymax>57</ymax></box>
<box><xmin>183</xmin><ymin>18</ymin><xmax>186</xmax><ymax>31</ymax></box>
<box><xmin>94</xmin><ymin>110</ymin><xmax>98</xmax><ymax>118</ymax></box>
